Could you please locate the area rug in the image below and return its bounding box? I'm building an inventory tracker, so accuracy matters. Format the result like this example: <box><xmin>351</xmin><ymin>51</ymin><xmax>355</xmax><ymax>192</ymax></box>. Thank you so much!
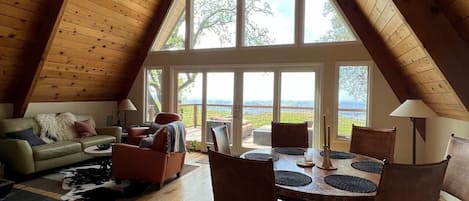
<box><xmin>0</xmin><ymin>188</ymin><xmax>59</xmax><ymax>201</ymax></box>
<box><xmin>18</xmin><ymin>163</ymin><xmax>198</xmax><ymax>201</ymax></box>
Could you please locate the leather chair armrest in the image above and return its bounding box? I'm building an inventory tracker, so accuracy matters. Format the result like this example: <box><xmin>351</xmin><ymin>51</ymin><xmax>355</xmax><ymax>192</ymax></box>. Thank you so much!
<box><xmin>127</xmin><ymin>127</ymin><xmax>149</xmax><ymax>145</ymax></box>
<box><xmin>96</xmin><ymin>126</ymin><xmax>122</xmax><ymax>143</ymax></box>
<box><xmin>0</xmin><ymin>139</ymin><xmax>35</xmax><ymax>175</ymax></box>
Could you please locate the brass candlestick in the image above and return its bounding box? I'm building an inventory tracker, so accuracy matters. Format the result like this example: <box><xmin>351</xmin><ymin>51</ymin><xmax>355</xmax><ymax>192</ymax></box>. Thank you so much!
<box><xmin>317</xmin><ymin>145</ymin><xmax>337</xmax><ymax>170</ymax></box>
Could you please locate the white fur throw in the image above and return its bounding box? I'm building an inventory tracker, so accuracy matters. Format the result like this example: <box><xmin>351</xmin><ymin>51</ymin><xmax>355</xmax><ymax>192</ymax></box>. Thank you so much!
<box><xmin>35</xmin><ymin>112</ymin><xmax>79</xmax><ymax>143</ymax></box>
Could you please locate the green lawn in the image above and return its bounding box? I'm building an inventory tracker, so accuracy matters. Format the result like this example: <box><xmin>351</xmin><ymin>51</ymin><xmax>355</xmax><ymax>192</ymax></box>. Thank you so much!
<box><xmin>178</xmin><ymin>105</ymin><xmax>365</xmax><ymax>137</ymax></box>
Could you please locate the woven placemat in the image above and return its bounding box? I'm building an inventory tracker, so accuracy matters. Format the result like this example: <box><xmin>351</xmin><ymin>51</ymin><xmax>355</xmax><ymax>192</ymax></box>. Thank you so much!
<box><xmin>274</xmin><ymin>147</ymin><xmax>305</xmax><ymax>155</ymax></box>
<box><xmin>244</xmin><ymin>153</ymin><xmax>279</xmax><ymax>161</ymax></box>
<box><xmin>324</xmin><ymin>175</ymin><xmax>377</xmax><ymax>193</ymax></box>
<box><xmin>320</xmin><ymin>150</ymin><xmax>355</xmax><ymax>159</ymax></box>
<box><xmin>351</xmin><ymin>161</ymin><xmax>383</xmax><ymax>174</ymax></box>
<box><xmin>275</xmin><ymin>170</ymin><xmax>312</xmax><ymax>186</ymax></box>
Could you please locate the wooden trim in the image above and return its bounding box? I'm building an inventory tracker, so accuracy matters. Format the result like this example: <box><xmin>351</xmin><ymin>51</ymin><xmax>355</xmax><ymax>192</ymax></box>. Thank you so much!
<box><xmin>119</xmin><ymin>0</ymin><xmax>173</xmax><ymax>100</ymax></box>
<box><xmin>13</xmin><ymin>0</ymin><xmax>67</xmax><ymax>117</ymax></box>
<box><xmin>393</xmin><ymin>0</ymin><xmax>469</xmax><ymax>111</ymax></box>
<box><xmin>336</xmin><ymin>0</ymin><xmax>427</xmax><ymax>139</ymax></box>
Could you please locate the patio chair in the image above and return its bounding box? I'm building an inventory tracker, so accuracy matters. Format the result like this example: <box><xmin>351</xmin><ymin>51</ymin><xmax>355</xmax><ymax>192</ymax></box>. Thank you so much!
<box><xmin>271</xmin><ymin>122</ymin><xmax>308</xmax><ymax>148</ymax></box>
<box><xmin>350</xmin><ymin>125</ymin><xmax>396</xmax><ymax>162</ymax></box>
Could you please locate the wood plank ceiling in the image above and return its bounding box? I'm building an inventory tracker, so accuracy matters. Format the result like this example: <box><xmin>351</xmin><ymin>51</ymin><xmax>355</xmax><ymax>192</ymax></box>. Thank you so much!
<box><xmin>337</xmin><ymin>0</ymin><xmax>469</xmax><ymax>122</ymax></box>
<box><xmin>0</xmin><ymin>0</ymin><xmax>171</xmax><ymax>117</ymax></box>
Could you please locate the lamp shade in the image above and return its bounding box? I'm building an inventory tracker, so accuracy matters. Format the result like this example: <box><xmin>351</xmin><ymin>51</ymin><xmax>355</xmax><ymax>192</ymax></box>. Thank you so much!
<box><xmin>118</xmin><ymin>98</ymin><xmax>137</xmax><ymax>111</ymax></box>
<box><xmin>390</xmin><ymin>99</ymin><xmax>436</xmax><ymax>118</ymax></box>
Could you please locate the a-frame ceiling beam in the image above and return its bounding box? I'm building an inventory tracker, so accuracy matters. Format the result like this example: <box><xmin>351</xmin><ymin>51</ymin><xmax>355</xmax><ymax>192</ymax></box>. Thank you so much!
<box><xmin>336</xmin><ymin>0</ymin><xmax>427</xmax><ymax>139</ymax></box>
<box><xmin>13</xmin><ymin>0</ymin><xmax>67</xmax><ymax>117</ymax></box>
<box><xmin>119</xmin><ymin>0</ymin><xmax>173</xmax><ymax>101</ymax></box>
<box><xmin>393</xmin><ymin>0</ymin><xmax>469</xmax><ymax>111</ymax></box>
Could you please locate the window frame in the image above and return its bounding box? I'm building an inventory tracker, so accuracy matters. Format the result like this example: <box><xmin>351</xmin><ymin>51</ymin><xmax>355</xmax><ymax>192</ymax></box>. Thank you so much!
<box><xmin>334</xmin><ymin>61</ymin><xmax>373</xmax><ymax>140</ymax></box>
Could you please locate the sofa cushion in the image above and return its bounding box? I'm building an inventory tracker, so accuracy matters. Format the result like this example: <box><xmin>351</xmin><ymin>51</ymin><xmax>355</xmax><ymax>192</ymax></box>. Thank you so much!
<box><xmin>32</xmin><ymin>141</ymin><xmax>82</xmax><ymax>161</ymax></box>
<box><xmin>75</xmin><ymin>120</ymin><xmax>97</xmax><ymax>138</ymax></box>
<box><xmin>6</xmin><ymin>128</ymin><xmax>46</xmax><ymax>146</ymax></box>
<box><xmin>72</xmin><ymin>135</ymin><xmax>115</xmax><ymax>148</ymax></box>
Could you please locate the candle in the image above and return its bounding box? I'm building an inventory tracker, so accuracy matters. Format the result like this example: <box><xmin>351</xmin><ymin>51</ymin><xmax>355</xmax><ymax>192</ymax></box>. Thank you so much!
<box><xmin>322</xmin><ymin>115</ymin><xmax>327</xmax><ymax>146</ymax></box>
<box><xmin>327</xmin><ymin>125</ymin><xmax>331</xmax><ymax>147</ymax></box>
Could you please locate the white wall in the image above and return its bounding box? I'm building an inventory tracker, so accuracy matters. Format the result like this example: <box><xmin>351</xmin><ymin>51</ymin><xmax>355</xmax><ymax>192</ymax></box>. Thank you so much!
<box><xmin>24</xmin><ymin>101</ymin><xmax>117</xmax><ymax>128</ymax></box>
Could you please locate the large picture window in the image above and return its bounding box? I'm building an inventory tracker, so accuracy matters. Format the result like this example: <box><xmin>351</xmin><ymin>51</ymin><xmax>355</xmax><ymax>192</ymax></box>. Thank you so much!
<box><xmin>243</xmin><ymin>0</ymin><xmax>295</xmax><ymax>46</ymax></box>
<box><xmin>145</xmin><ymin>68</ymin><xmax>164</xmax><ymax>122</ymax></box>
<box><xmin>336</xmin><ymin>64</ymin><xmax>369</xmax><ymax>138</ymax></box>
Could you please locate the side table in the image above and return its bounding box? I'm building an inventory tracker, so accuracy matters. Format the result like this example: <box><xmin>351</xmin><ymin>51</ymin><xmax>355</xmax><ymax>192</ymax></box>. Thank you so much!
<box><xmin>121</xmin><ymin>132</ymin><xmax>128</xmax><ymax>143</ymax></box>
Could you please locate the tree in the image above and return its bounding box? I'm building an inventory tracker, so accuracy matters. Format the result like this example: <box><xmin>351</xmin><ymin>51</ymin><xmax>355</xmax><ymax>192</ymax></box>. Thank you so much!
<box><xmin>319</xmin><ymin>1</ymin><xmax>355</xmax><ymax>42</ymax></box>
<box><xmin>148</xmin><ymin>0</ymin><xmax>274</xmax><ymax>116</ymax></box>
<box><xmin>339</xmin><ymin>66</ymin><xmax>368</xmax><ymax>102</ymax></box>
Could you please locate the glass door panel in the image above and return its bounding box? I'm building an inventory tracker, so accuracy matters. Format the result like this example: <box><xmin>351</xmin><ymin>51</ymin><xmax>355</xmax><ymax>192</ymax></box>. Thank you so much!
<box><xmin>177</xmin><ymin>72</ymin><xmax>203</xmax><ymax>150</ymax></box>
<box><xmin>280</xmin><ymin>72</ymin><xmax>316</xmax><ymax>146</ymax></box>
<box><xmin>241</xmin><ymin>72</ymin><xmax>274</xmax><ymax>148</ymax></box>
<box><xmin>206</xmin><ymin>72</ymin><xmax>235</xmax><ymax>144</ymax></box>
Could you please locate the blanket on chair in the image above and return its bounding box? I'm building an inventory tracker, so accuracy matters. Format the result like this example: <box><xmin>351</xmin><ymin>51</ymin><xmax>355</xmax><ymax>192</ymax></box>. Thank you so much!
<box><xmin>164</xmin><ymin>121</ymin><xmax>186</xmax><ymax>153</ymax></box>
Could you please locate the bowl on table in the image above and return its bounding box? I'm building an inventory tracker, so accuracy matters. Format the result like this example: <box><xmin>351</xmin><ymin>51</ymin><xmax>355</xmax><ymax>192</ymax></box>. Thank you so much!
<box><xmin>96</xmin><ymin>143</ymin><xmax>111</xmax><ymax>150</ymax></box>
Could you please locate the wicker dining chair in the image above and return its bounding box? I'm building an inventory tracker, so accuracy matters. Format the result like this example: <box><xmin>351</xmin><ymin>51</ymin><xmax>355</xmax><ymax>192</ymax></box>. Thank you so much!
<box><xmin>271</xmin><ymin>122</ymin><xmax>308</xmax><ymax>148</ymax></box>
<box><xmin>208</xmin><ymin>149</ymin><xmax>276</xmax><ymax>201</ymax></box>
<box><xmin>441</xmin><ymin>134</ymin><xmax>469</xmax><ymax>200</ymax></box>
<box><xmin>210</xmin><ymin>124</ymin><xmax>231</xmax><ymax>155</ymax></box>
<box><xmin>350</xmin><ymin>125</ymin><xmax>396</xmax><ymax>162</ymax></box>
<box><xmin>375</xmin><ymin>157</ymin><xmax>450</xmax><ymax>201</ymax></box>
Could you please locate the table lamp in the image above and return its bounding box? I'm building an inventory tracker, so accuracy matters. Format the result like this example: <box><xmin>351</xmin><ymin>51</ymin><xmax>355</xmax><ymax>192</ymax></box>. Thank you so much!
<box><xmin>118</xmin><ymin>98</ymin><xmax>137</xmax><ymax>132</ymax></box>
<box><xmin>390</xmin><ymin>99</ymin><xmax>436</xmax><ymax>164</ymax></box>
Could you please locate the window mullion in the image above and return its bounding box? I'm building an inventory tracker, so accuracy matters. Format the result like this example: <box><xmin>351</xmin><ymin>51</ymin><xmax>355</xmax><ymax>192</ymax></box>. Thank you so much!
<box><xmin>236</xmin><ymin>0</ymin><xmax>244</xmax><ymax>48</ymax></box>
<box><xmin>185</xmin><ymin>0</ymin><xmax>191</xmax><ymax>50</ymax></box>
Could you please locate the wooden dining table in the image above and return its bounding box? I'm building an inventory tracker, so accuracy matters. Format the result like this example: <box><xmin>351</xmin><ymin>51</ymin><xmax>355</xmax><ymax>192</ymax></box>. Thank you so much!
<box><xmin>241</xmin><ymin>148</ymin><xmax>382</xmax><ymax>201</ymax></box>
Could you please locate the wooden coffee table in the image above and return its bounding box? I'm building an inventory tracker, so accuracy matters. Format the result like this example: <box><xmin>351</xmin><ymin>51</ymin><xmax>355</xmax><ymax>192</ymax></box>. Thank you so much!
<box><xmin>84</xmin><ymin>145</ymin><xmax>112</xmax><ymax>170</ymax></box>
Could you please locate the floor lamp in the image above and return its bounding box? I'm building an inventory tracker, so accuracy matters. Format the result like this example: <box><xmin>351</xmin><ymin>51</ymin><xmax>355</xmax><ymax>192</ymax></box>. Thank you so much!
<box><xmin>390</xmin><ymin>99</ymin><xmax>436</xmax><ymax>164</ymax></box>
<box><xmin>118</xmin><ymin>98</ymin><xmax>137</xmax><ymax>132</ymax></box>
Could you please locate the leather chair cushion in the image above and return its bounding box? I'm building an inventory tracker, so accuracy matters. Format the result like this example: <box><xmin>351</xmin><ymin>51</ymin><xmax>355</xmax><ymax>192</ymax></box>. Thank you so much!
<box><xmin>32</xmin><ymin>141</ymin><xmax>82</xmax><ymax>161</ymax></box>
<box><xmin>71</xmin><ymin>135</ymin><xmax>115</xmax><ymax>148</ymax></box>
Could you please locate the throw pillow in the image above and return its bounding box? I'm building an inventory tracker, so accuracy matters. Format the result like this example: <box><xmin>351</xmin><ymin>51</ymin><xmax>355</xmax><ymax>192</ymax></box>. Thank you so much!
<box><xmin>75</xmin><ymin>119</ymin><xmax>98</xmax><ymax>138</ymax></box>
<box><xmin>139</xmin><ymin>134</ymin><xmax>155</xmax><ymax>148</ymax></box>
<box><xmin>144</xmin><ymin>122</ymin><xmax>162</xmax><ymax>135</ymax></box>
<box><xmin>6</xmin><ymin>128</ymin><xmax>46</xmax><ymax>146</ymax></box>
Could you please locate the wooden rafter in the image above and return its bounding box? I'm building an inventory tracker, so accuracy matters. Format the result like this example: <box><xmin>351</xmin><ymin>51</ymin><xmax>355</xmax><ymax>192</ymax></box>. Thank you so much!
<box><xmin>336</xmin><ymin>0</ymin><xmax>427</xmax><ymax>139</ymax></box>
<box><xmin>119</xmin><ymin>0</ymin><xmax>173</xmax><ymax>100</ymax></box>
<box><xmin>13</xmin><ymin>0</ymin><xmax>67</xmax><ymax>117</ymax></box>
<box><xmin>393</xmin><ymin>0</ymin><xmax>469</xmax><ymax>111</ymax></box>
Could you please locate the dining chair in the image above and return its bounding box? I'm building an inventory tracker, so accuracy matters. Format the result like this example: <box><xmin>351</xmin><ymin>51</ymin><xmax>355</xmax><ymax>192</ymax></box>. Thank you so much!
<box><xmin>210</xmin><ymin>124</ymin><xmax>231</xmax><ymax>155</ymax></box>
<box><xmin>271</xmin><ymin>121</ymin><xmax>308</xmax><ymax>148</ymax></box>
<box><xmin>350</xmin><ymin>125</ymin><xmax>396</xmax><ymax>162</ymax></box>
<box><xmin>441</xmin><ymin>134</ymin><xmax>469</xmax><ymax>200</ymax></box>
<box><xmin>208</xmin><ymin>149</ymin><xmax>276</xmax><ymax>201</ymax></box>
<box><xmin>374</xmin><ymin>157</ymin><xmax>450</xmax><ymax>201</ymax></box>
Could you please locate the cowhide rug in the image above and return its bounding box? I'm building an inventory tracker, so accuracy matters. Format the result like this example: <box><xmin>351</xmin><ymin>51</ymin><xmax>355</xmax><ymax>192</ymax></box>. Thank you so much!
<box><xmin>60</xmin><ymin>165</ymin><xmax>148</xmax><ymax>201</ymax></box>
<box><xmin>59</xmin><ymin>163</ymin><xmax>198</xmax><ymax>201</ymax></box>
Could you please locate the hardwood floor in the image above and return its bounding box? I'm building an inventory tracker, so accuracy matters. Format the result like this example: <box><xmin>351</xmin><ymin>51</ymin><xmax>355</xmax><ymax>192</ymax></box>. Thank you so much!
<box><xmin>135</xmin><ymin>152</ymin><xmax>213</xmax><ymax>201</ymax></box>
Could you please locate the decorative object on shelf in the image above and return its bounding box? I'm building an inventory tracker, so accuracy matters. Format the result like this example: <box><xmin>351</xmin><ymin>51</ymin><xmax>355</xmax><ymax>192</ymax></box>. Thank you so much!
<box><xmin>390</xmin><ymin>99</ymin><xmax>437</xmax><ymax>164</ymax></box>
<box><xmin>117</xmin><ymin>98</ymin><xmax>137</xmax><ymax>132</ymax></box>
<box><xmin>317</xmin><ymin>115</ymin><xmax>336</xmax><ymax>170</ymax></box>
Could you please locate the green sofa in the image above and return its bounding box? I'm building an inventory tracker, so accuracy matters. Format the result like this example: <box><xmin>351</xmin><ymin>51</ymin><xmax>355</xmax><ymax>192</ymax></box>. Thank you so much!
<box><xmin>0</xmin><ymin>114</ymin><xmax>122</xmax><ymax>175</ymax></box>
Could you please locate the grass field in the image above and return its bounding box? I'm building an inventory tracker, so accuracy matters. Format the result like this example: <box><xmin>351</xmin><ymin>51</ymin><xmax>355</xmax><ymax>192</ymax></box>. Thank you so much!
<box><xmin>179</xmin><ymin>104</ymin><xmax>365</xmax><ymax>137</ymax></box>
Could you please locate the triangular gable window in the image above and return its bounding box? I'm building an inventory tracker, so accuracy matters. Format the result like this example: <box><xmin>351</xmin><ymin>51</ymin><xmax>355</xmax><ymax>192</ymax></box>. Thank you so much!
<box><xmin>304</xmin><ymin>0</ymin><xmax>356</xmax><ymax>43</ymax></box>
<box><xmin>152</xmin><ymin>0</ymin><xmax>186</xmax><ymax>51</ymax></box>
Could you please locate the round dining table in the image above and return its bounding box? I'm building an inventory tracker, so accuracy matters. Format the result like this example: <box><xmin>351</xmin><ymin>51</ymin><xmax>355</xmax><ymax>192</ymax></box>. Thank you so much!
<box><xmin>241</xmin><ymin>148</ymin><xmax>382</xmax><ymax>201</ymax></box>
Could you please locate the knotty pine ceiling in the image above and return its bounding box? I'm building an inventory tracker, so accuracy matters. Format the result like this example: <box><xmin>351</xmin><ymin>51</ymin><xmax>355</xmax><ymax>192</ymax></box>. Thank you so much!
<box><xmin>1</xmin><ymin>0</ymin><xmax>469</xmax><ymax>122</ymax></box>
<box><xmin>337</xmin><ymin>0</ymin><xmax>469</xmax><ymax>122</ymax></box>
<box><xmin>0</xmin><ymin>0</ymin><xmax>171</xmax><ymax>116</ymax></box>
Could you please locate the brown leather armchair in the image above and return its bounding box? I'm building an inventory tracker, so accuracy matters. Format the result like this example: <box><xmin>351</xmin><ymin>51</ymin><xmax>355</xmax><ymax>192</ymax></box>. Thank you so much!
<box><xmin>127</xmin><ymin>112</ymin><xmax>181</xmax><ymax>145</ymax></box>
<box><xmin>112</xmin><ymin>113</ymin><xmax>186</xmax><ymax>187</ymax></box>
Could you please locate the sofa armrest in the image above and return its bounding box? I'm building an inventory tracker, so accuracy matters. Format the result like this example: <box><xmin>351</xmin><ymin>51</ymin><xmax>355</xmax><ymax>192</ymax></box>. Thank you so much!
<box><xmin>96</xmin><ymin>126</ymin><xmax>122</xmax><ymax>143</ymax></box>
<box><xmin>0</xmin><ymin>139</ymin><xmax>35</xmax><ymax>175</ymax></box>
